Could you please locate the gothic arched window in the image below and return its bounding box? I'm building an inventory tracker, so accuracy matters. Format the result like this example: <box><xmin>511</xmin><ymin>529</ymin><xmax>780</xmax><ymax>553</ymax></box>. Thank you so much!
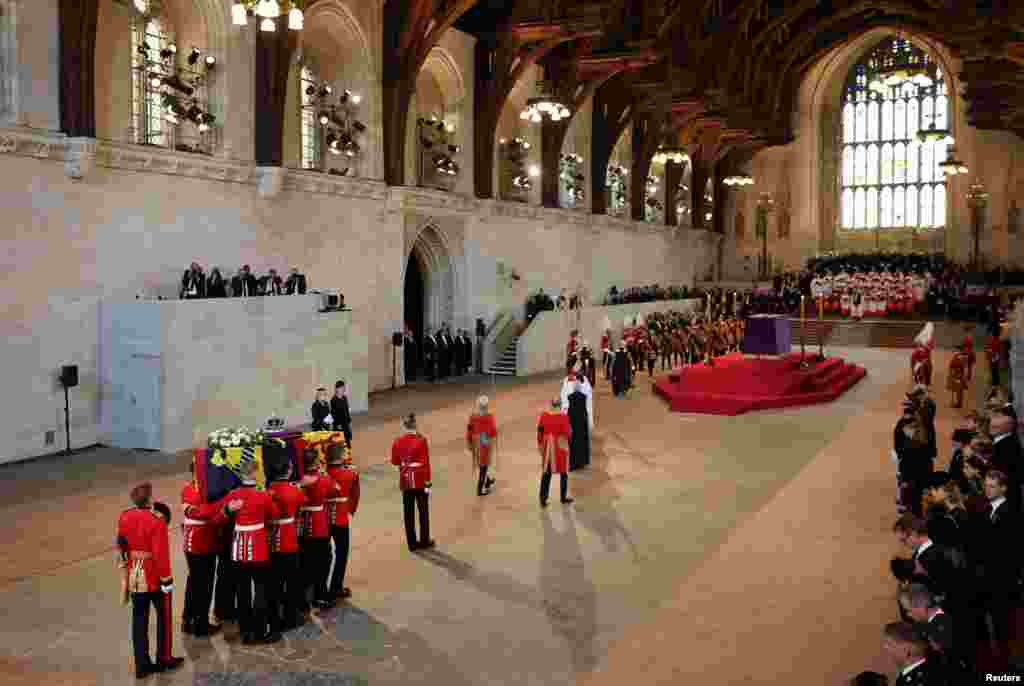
<box><xmin>839</xmin><ymin>37</ymin><xmax>947</xmax><ymax>231</ymax></box>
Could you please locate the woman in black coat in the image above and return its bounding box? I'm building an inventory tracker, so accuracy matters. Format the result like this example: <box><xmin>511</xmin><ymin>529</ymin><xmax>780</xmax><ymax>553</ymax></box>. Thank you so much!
<box><xmin>330</xmin><ymin>380</ymin><xmax>353</xmax><ymax>447</ymax></box>
<box><xmin>894</xmin><ymin>402</ymin><xmax>933</xmax><ymax>515</ymax></box>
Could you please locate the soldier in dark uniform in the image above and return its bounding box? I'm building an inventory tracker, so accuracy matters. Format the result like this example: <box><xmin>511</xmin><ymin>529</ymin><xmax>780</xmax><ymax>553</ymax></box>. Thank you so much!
<box><xmin>403</xmin><ymin>327</ymin><xmax>418</xmax><ymax>381</ymax></box>
<box><xmin>422</xmin><ymin>330</ymin><xmax>437</xmax><ymax>382</ymax></box>
<box><xmin>436</xmin><ymin>328</ymin><xmax>449</xmax><ymax>380</ymax></box>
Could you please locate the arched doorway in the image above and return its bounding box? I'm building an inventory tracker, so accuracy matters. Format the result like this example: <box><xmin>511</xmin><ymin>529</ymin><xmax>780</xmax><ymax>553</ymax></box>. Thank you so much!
<box><xmin>403</xmin><ymin>252</ymin><xmax>425</xmax><ymax>380</ymax></box>
<box><xmin>402</xmin><ymin>221</ymin><xmax>460</xmax><ymax>384</ymax></box>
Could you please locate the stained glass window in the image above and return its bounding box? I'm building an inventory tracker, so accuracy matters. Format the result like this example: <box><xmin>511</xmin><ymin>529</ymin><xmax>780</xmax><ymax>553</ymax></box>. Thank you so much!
<box><xmin>839</xmin><ymin>37</ymin><xmax>947</xmax><ymax>230</ymax></box>
<box><xmin>843</xmin><ymin>104</ymin><xmax>855</xmax><ymax>143</ymax></box>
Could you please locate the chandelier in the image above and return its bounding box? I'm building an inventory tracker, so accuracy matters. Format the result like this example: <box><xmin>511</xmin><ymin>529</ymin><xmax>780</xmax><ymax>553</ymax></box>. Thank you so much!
<box><xmin>916</xmin><ymin>122</ymin><xmax>953</xmax><ymax>146</ymax></box>
<box><xmin>939</xmin><ymin>147</ymin><xmax>969</xmax><ymax>176</ymax></box>
<box><xmin>307</xmin><ymin>84</ymin><xmax>365</xmax><ymax>158</ymax></box>
<box><xmin>232</xmin><ymin>0</ymin><xmax>304</xmax><ymax>32</ymax></box>
<box><xmin>521</xmin><ymin>81</ymin><xmax>570</xmax><ymax>123</ymax></box>
<box><xmin>652</xmin><ymin>147</ymin><xmax>687</xmax><ymax>165</ymax></box>
<box><xmin>868</xmin><ymin>36</ymin><xmax>932</xmax><ymax>94</ymax></box>
<box><xmin>723</xmin><ymin>173</ymin><xmax>754</xmax><ymax>186</ymax></box>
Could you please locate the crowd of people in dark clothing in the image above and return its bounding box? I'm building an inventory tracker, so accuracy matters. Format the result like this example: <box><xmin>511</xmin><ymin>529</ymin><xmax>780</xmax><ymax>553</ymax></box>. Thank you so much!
<box><xmin>852</xmin><ymin>382</ymin><xmax>1024</xmax><ymax>684</ymax></box>
<box><xmin>402</xmin><ymin>325</ymin><xmax>477</xmax><ymax>383</ymax></box>
<box><xmin>178</xmin><ymin>262</ymin><xmax>309</xmax><ymax>299</ymax></box>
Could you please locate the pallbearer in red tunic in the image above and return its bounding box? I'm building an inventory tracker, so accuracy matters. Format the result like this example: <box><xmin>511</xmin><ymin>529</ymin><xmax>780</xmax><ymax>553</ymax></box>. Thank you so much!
<box><xmin>537</xmin><ymin>399</ymin><xmax>573</xmax><ymax>507</ymax></box>
<box><xmin>467</xmin><ymin>395</ymin><xmax>498</xmax><ymax>496</ymax></box>
<box><xmin>224</xmin><ymin>461</ymin><xmax>281</xmax><ymax>644</ymax></box>
<box><xmin>267</xmin><ymin>458</ymin><xmax>306</xmax><ymax>632</ymax></box>
<box><xmin>947</xmin><ymin>345</ymin><xmax>969</xmax><ymax>409</ymax></box>
<box><xmin>300</xmin><ymin>447</ymin><xmax>339</xmax><ymax>609</ymax></box>
<box><xmin>566</xmin><ymin>331</ymin><xmax>579</xmax><ymax>374</ymax></box>
<box><xmin>391</xmin><ymin>413</ymin><xmax>434</xmax><ymax>551</ymax></box>
<box><xmin>117</xmin><ymin>483</ymin><xmax>185</xmax><ymax>679</ymax></box>
<box><xmin>180</xmin><ymin>464</ymin><xmax>236</xmax><ymax>637</ymax></box>
<box><xmin>326</xmin><ymin>442</ymin><xmax>360</xmax><ymax>600</ymax></box>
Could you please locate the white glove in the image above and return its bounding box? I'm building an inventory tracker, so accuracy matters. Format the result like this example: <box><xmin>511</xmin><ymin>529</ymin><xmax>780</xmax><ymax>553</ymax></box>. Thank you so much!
<box><xmin>160</xmin><ymin>579</ymin><xmax>174</xmax><ymax>594</ymax></box>
<box><xmin>324</xmin><ymin>414</ymin><xmax>333</xmax><ymax>425</ymax></box>
<box><xmin>889</xmin><ymin>449</ymin><xmax>899</xmax><ymax>465</ymax></box>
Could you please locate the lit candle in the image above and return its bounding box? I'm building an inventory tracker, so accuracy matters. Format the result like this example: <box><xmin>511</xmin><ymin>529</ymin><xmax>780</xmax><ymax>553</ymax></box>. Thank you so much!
<box><xmin>801</xmin><ymin>294</ymin><xmax>806</xmax><ymax>321</ymax></box>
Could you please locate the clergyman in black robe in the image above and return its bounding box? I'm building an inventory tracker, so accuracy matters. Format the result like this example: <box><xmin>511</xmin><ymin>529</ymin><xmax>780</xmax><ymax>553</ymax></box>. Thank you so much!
<box><xmin>567</xmin><ymin>385</ymin><xmax>590</xmax><ymax>471</ymax></box>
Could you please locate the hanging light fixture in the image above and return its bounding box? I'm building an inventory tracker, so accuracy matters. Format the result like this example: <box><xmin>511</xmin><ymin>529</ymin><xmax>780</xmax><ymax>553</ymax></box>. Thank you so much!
<box><xmin>939</xmin><ymin>147</ymin><xmax>969</xmax><ymax>176</ymax></box>
<box><xmin>723</xmin><ymin>173</ymin><xmax>754</xmax><ymax>186</ymax></box>
<box><xmin>520</xmin><ymin>80</ymin><xmax>570</xmax><ymax>124</ymax></box>
<box><xmin>652</xmin><ymin>147</ymin><xmax>687</xmax><ymax>165</ymax></box>
<box><xmin>916</xmin><ymin>122</ymin><xmax>953</xmax><ymax>146</ymax></box>
<box><xmin>232</xmin><ymin>1</ymin><xmax>304</xmax><ymax>32</ymax></box>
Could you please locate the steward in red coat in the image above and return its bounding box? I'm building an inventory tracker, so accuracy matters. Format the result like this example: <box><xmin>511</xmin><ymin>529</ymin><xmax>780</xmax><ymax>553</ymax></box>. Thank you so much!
<box><xmin>300</xmin><ymin>447</ymin><xmax>339</xmax><ymax>609</ymax></box>
<box><xmin>267</xmin><ymin>458</ymin><xmax>306</xmax><ymax>632</ymax></box>
<box><xmin>326</xmin><ymin>443</ymin><xmax>360</xmax><ymax>600</ymax></box>
<box><xmin>180</xmin><ymin>469</ymin><xmax>236</xmax><ymax>637</ymax></box>
<box><xmin>537</xmin><ymin>399</ymin><xmax>573</xmax><ymax>507</ymax></box>
<box><xmin>466</xmin><ymin>396</ymin><xmax>498</xmax><ymax>496</ymax></box>
<box><xmin>391</xmin><ymin>413</ymin><xmax>434</xmax><ymax>551</ymax></box>
<box><xmin>116</xmin><ymin>482</ymin><xmax>185</xmax><ymax>678</ymax></box>
<box><xmin>224</xmin><ymin>462</ymin><xmax>281</xmax><ymax>644</ymax></box>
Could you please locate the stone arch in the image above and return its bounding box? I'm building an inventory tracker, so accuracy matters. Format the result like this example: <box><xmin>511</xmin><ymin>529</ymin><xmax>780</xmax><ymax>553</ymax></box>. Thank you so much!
<box><xmin>409</xmin><ymin>46</ymin><xmax>467</xmax><ymax>189</ymax></box>
<box><xmin>295</xmin><ymin>0</ymin><xmax>380</xmax><ymax>177</ymax></box>
<box><xmin>420</xmin><ymin>46</ymin><xmax>466</xmax><ymax>111</ymax></box>
<box><xmin>793</xmin><ymin>26</ymin><xmax>964</xmax><ymax>258</ymax></box>
<box><xmin>403</xmin><ymin>221</ymin><xmax>461</xmax><ymax>335</ymax></box>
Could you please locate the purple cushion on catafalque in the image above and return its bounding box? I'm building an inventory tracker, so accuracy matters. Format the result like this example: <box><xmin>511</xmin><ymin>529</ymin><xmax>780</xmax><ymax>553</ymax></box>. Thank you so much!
<box><xmin>742</xmin><ymin>314</ymin><xmax>792</xmax><ymax>355</ymax></box>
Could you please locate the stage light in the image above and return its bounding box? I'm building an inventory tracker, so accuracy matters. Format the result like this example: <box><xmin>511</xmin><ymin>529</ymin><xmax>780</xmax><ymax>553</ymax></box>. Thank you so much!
<box><xmin>255</xmin><ymin>0</ymin><xmax>279</xmax><ymax>18</ymax></box>
<box><xmin>352</xmin><ymin>121</ymin><xmax>366</xmax><ymax>133</ymax></box>
<box><xmin>188</xmin><ymin>47</ymin><xmax>201</xmax><ymax>66</ymax></box>
<box><xmin>319</xmin><ymin>112</ymin><xmax>329</xmax><ymax>125</ymax></box>
<box><xmin>528</xmin><ymin>164</ymin><xmax>540</xmax><ymax>177</ymax></box>
<box><xmin>305</xmin><ymin>85</ymin><xmax>316</xmax><ymax>96</ymax></box>
<box><xmin>160</xmin><ymin>46</ymin><xmax>175</xmax><ymax>60</ymax></box>
<box><xmin>260</xmin><ymin>17</ymin><xmax>275</xmax><ymax>32</ymax></box>
<box><xmin>288</xmin><ymin>6</ymin><xmax>303</xmax><ymax>30</ymax></box>
<box><xmin>150</xmin><ymin>74</ymin><xmax>162</xmax><ymax>88</ymax></box>
<box><xmin>205</xmin><ymin>55</ymin><xmax>216</xmax><ymax>68</ymax></box>
<box><xmin>137</xmin><ymin>44</ymin><xmax>149</xmax><ymax>56</ymax></box>
<box><xmin>445</xmin><ymin>123</ymin><xmax>456</xmax><ymax>133</ymax></box>
<box><xmin>351</xmin><ymin>93</ymin><xmax>361</xmax><ymax>105</ymax></box>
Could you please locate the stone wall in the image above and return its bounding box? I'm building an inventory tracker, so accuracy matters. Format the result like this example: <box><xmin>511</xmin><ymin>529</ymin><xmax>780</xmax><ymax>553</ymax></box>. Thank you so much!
<box><xmin>0</xmin><ymin>134</ymin><xmax>715</xmax><ymax>464</ymax></box>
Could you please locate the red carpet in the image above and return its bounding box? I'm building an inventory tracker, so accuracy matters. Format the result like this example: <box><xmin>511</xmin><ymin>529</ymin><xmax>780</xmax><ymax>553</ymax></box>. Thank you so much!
<box><xmin>652</xmin><ymin>352</ymin><xmax>867</xmax><ymax>415</ymax></box>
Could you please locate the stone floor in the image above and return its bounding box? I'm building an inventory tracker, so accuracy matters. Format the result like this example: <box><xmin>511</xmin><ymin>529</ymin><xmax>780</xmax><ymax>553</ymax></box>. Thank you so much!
<box><xmin>0</xmin><ymin>347</ymin><xmax>990</xmax><ymax>684</ymax></box>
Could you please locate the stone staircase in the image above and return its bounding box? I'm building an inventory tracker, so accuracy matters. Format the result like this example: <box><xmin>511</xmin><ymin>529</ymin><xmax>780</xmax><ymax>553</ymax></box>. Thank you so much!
<box><xmin>488</xmin><ymin>336</ymin><xmax>519</xmax><ymax>376</ymax></box>
<box><xmin>786</xmin><ymin>318</ymin><xmax>968</xmax><ymax>349</ymax></box>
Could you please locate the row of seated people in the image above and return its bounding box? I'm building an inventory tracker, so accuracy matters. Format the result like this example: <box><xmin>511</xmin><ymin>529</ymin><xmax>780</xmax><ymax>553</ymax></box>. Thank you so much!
<box><xmin>602</xmin><ymin>283</ymin><xmax>691</xmax><ymax>305</ymax></box>
<box><xmin>179</xmin><ymin>262</ymin><xmax>308</xmax><ymax>299</ymax></box>
<box><xmin>855</xmin><ymin>388</ymin><xmax>1024</xmax><ymax>684</ymax></box>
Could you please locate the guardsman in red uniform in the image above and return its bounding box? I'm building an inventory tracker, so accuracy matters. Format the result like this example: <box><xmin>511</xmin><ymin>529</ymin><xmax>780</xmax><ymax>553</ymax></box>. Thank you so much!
<box><xmin>117</xmin><ymin>483</ymin><xmax>185</xmax><ymax>679</ymax></box>
<box><xmin>326</xmin><ymin>442</ymin><xmax>360</xmax><ymax>600</ymax></box>
<box><xmin>947</xmin><ymin>345</ymin><xmax>969</xmax><ymax>409</ymax></box>
<box><xmin>466</xmin><ymin>395</ymin><xmax>498</xmax><ymax>496</ymax></box>
<box><xmin>223</xmin><ymin>461</ymin><xmax>281</xmax><ymax>644</ymax></box>
<box><xmin>180</xmin><ymin>463</ymin><xmax>236</xmax><ymax>637</ymax></box>
<box><xmin>537</xmin><ymin>399</ymin><xmax>573</xmax><ymax>507</ymax></box>
<box><xmin>300</xmin><ymin>447</ymin><xmax>339</xmax><ymax>609</ymax></box>
<box><xmin>391</xmin><ymin>413</ymin><xmax>434</xmax><ymax>551</ymax></box>
<box><xmin>962</xmin><ymin>329</ymin><xmax>976</xmax><ymax>382</ymax></box>
<box><xmin>267</xmin><ymin>457</ymin><xmax>306</xmax><ymax>632</ymax></box>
